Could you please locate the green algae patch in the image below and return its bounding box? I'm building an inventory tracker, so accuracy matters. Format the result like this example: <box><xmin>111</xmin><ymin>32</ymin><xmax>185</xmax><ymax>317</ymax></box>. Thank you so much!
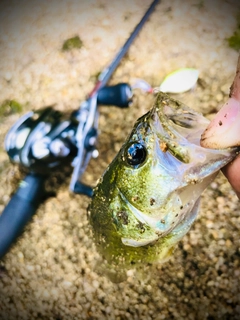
<box><xmin>227</xmin><ymin>14</ymin><xmax>240</xmax><ymax>51</ymax></box>
<box><xmin>0</xmin><ymin>99</ymin><xmax>23</xmax><ymax>116</ymax></box>
<box><xmin>62</xmin><ymin>35</ymin><xmax>83</xmax><ymax>51</ymax></box>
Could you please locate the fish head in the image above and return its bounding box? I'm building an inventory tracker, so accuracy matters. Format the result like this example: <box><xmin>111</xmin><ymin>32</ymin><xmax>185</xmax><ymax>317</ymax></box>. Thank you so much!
<box><xmin>89</xmin><ymin>92</ymin><xmax>238</xmax><ymax>268</ymax></box>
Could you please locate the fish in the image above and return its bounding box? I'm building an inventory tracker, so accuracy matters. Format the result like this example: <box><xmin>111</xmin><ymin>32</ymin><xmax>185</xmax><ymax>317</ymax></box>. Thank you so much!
<box><xmin>88</xmin><ymin>57</ymin><xmax>240</xmax><ymax>277</ymax></box>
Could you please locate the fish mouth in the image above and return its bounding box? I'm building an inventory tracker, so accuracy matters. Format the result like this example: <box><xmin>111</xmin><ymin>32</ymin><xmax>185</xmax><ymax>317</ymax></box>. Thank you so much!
<box><xmin>149</xmin><ymin>92</ymin><xmax>211</xmax><ymax>149</ymax></box>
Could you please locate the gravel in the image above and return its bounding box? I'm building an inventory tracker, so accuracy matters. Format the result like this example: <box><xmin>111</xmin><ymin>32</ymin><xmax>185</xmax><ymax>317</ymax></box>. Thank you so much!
<box><xmin>0</xmin><ymin>0</ymin><xmax>240</xmax><ymax>319</ymax></box>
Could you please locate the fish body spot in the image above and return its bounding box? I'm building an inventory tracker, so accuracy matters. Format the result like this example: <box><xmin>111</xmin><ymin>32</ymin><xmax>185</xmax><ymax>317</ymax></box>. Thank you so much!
<box><xmin>136</xmin><ymin>221</ymin><xmax>145</xmax><ymax>233</ymax></box>
<box><xmin>132</xmin><ymin>195</ymin><xmax>139</xmax><ymax>202</ymax></box>
<box><xmin>160</xmin><ymin>141</ymin><xmax>168</xmax><ymax>152</ymax></box>
<box><xmin>150</xmin><ymin>198</ymin><xmax>156</xmax><ymax>206</ymax></box>
<box><xmin>117</xmin><ymin>211</ymin><xmax>129</xmax><ymax>225</ymax></box>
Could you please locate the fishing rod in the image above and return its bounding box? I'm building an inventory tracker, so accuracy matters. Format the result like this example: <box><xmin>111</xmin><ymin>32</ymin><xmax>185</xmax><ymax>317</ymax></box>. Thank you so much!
<box><xmin>0</xmin><ymin>0</ymin><xmax>160</xmax><ymax>259</ymax></box>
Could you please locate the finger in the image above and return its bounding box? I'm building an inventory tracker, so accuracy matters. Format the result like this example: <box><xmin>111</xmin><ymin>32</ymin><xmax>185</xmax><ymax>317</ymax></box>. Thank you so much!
<box><xmin>200</xmin><ymin>97</ymin><xmax>240</xmax><ymax>149</ymax></box>
<box><xmin>201</xmin><ymin>53</ymin><xmax>240</xmax><ymax>149</ymax></box>
<box><xmin>222</xmin><ymin>156</ymin><xmax>240</xmax><ymax>199</ymax></box>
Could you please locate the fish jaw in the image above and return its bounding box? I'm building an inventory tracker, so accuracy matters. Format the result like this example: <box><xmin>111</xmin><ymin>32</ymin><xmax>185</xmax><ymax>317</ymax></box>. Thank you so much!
<box><xmin>88</xmin><ymin>167</ymin><xmax>177</xmax><ymax>267</ymax></box>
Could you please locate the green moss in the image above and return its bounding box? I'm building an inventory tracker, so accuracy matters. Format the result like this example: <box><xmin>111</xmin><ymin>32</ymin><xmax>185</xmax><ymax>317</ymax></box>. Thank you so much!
<box><xmin>89</xmin><ymin>70</ymin><xmax>101</xmax><ymax>82</ymax></box>
<box><xmin>62</xmin><ymin>35</ymin><xmax>83</xmax><ymax>51</ymax></box>
<box><xmin>227</xmin><ymin>30</ymin><xmax>240</xmax><ymax>51</ymax></box>
<box><xmin>227</xmin><ymin>14</ymin><xmax>240</xmax><ymax>50</ymax></box>
<box><xmin>193</xmin><ymin>1</ymin><xmax>205</xmax><ymax>9</ymax></box>
<box><xmin>0</xmin><ymin>99</ymin><xmax>23</xmax><ymax>116</ymax></box>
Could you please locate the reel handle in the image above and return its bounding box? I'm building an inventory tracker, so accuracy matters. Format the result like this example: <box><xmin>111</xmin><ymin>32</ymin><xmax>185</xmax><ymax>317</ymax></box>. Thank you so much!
<box><xmin>0</xmin><ymin>173</ymin><xmax>46</xmax><ymax>259</ymax></box>
<box><xmin>97</xmin><ymin>83</ymin><xmax>132</xmax><ymax>108</ymax></box>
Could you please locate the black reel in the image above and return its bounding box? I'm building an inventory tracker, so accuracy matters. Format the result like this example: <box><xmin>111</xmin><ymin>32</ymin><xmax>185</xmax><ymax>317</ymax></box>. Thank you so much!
<box><xmin>5</xmin><ymin>107</ymin><xmax>78</xmax><ymax>174</ymax></box>
<box><xmin>4</xmin><ymin>83</ymin><xmax>132</xmax><ymax>176</ymax></box>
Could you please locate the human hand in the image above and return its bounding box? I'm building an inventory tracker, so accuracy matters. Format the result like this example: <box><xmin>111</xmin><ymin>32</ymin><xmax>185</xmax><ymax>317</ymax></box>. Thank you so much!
<box><xmin>201</xmin><ymin>54</ymin><xmax>240</xmax><ymax>199</ymax></box>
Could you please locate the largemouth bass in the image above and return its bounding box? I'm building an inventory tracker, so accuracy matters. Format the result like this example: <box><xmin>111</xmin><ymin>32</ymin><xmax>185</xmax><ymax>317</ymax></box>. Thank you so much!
<box><xmin>88</xmin><ymin>93</ymin><xmax>238</xmax><ymax>270</ymax></box>
<box><xmin>88</xmin><ymin>57</ymin><xmax>240</xmax><ymax>277</ymax></box>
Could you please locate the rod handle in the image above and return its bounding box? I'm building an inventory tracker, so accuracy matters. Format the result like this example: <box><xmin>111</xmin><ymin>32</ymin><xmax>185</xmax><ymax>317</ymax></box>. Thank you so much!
<box><xmin>0</xmin><ymin>173</ymin><xmax>46</xmax><ymax>259</ymax></box>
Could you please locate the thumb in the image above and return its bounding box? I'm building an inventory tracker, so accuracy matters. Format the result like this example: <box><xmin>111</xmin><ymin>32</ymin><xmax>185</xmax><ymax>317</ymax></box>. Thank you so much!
<box><xmin>200</xmin><ymin>97</ymin><xmax>240</xmax><ymax>149</ymax></box>
<box><xmin>200</xmin><ymin>53</ymin><xmax>240</xmax><ymax>199</ymax></box>
<box><xmin>200</xmin><ymin>54</ymin><xmax>240</xmax><ymax>150</ymax></box>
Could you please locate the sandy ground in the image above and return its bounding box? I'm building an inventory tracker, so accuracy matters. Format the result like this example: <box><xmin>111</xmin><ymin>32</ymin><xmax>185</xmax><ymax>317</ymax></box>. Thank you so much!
<box><xmin>0</xmin><ymin>0</ymin><xmax>240</xmax><ymax>319</ymax></box>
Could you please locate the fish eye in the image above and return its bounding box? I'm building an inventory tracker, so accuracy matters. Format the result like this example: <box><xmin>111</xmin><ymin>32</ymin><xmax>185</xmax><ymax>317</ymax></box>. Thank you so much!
<box><xmin>125</xmin><ymin>142</ymin><xmax>147</xmax><ymax>167</ymax></box>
